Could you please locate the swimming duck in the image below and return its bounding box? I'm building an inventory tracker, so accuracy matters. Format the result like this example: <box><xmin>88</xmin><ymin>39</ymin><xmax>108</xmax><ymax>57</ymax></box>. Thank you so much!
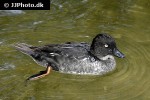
<box><xmin>15</xmin><ymin>33</ymin><xmax>125</xmax><ymax>81</ymax></box>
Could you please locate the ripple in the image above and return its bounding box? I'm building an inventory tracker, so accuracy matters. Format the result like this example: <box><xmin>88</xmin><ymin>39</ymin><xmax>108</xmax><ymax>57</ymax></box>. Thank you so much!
<box><xmin>45</xmin><ymin>37</ymin><xmax>149</xmax><ymax>99</ymax></box>
<box><xmin>0</xmin><ymin>10</ymin><xmax>25</xmax><ymax>17</ymax></box>
<box><xmin>0</xmin><ymin>63</ymin><xmax>15</xmax><ymax>70</ymax></box>
<box><xmin>95</xmin><ymin>36</ymin><xmax>150</xmax><ymax>99</ymax></box>
<box><xmin>0</xmin><ymin>36</ymin><xmax>149</xmax><ymax>100</ymax></box>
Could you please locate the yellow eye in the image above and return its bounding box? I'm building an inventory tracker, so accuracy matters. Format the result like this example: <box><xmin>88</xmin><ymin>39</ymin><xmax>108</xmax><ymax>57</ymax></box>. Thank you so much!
<box><xmin>104</xmin><ymin>44</ymin><xmax>108</xmax><ymax>48</ymax></box>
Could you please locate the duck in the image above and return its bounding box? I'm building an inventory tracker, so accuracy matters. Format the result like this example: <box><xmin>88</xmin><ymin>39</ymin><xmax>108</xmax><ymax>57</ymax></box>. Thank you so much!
<box><xmin>15</xmin><ymin>33</ymin><xmax>125</xmax><ymax>81</ymax></box>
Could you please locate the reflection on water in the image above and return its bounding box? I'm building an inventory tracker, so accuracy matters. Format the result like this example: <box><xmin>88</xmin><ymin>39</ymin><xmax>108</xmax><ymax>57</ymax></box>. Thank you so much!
<box><xmin>0</xmin><ymin>0</ymin><xmax>150</xmax><ymax>100</ymax></box>
<box><xmin>0</xmin><ymin>10</ymin><xmax>25</xmax><ymax>17</ymax></box>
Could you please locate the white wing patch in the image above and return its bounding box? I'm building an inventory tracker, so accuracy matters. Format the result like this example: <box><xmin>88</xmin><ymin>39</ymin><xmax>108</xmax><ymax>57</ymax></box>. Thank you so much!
<box><xmin>61</xmin><ymin>47</ymin><xmax>73</xmax><ymax>48</ymax></box>
<box><xmin>49</xmin><ymin>53</ymin><xmax>59</xmax><ymax>56</ymax></box>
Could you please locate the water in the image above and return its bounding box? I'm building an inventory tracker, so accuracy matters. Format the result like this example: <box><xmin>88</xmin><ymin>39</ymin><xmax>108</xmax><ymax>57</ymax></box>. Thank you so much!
<box><xmin>0</xmin><ymin>0</ymin><xmax>150</xmax><ymax>100</ymax></box>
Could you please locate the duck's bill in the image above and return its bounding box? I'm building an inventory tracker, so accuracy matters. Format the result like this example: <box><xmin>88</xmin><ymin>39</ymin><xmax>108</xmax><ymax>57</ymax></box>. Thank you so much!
<box><xmin>113</xmin><ymin>48</ymin><xmax>125</xmax><ymax>58</ymax></box>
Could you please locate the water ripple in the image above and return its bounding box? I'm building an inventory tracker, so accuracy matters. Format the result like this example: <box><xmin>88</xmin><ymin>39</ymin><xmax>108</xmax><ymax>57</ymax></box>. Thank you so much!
<box><xmin>97</xmin><ymin>36</ymin><xmax>150</xmax><ymax>99</ymax></box>
<box><xmin>0</xmin><ymin>37</ymin><xmax>149</xmax><ymax>100</ymax></box>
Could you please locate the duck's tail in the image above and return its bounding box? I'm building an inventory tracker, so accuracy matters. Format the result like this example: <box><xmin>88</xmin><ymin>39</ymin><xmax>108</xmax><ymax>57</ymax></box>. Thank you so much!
<box><xmin>14</xmin><ymin>43</ymin><xmax>35</xmax><ymax>56</ymax></box>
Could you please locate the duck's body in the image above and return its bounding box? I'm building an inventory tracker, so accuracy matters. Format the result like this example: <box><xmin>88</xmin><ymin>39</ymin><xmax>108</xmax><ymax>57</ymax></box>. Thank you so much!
<box><xmin>15</xmin><ymin>33</ymin><xmax>125</xmax><ymax>80</ymax></box>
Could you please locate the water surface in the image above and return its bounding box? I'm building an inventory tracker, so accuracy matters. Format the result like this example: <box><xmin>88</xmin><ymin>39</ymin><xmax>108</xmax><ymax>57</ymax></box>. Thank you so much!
<box><xmin>0</xmin><ymin>0</ymin><xmax>150</xmax><ymax>100</ymax></box>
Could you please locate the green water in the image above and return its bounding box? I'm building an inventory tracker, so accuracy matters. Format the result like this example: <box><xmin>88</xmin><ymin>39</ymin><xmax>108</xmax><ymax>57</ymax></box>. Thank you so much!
<box><xmin>0</xmin><ymin>0</ymin><xmax>150</xmax><ymax>100</ymax></box>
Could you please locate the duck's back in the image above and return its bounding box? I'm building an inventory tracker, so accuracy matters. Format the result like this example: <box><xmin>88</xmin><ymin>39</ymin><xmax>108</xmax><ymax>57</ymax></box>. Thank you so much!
<box><xmin>28</xmin><ymin>42</ymin><xmax>92</xmax><ymax>71</ymax></box>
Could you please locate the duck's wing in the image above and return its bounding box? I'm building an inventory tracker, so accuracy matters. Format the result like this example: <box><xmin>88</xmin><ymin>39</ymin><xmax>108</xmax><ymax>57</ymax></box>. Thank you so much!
<box><xmin>34</xmin><ymin>42</ymin><xmax>90</xmax><ymax>60</ymax></box>
<box><xmin>15</xmin><ymin>43</ymin><xmax>90</xmax><ymax>70</ymax></box>
<box><xmin>15</xmin><ymin>43</ymin><xmax>91</xmax><ymax>81</ymax></box>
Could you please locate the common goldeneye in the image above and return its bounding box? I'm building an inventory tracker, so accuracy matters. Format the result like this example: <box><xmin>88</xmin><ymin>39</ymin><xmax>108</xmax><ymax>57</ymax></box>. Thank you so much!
<box><xmin>15</xmin><ymin>33</ymin><xmax>125</xmax><ymax>81</ymax></box>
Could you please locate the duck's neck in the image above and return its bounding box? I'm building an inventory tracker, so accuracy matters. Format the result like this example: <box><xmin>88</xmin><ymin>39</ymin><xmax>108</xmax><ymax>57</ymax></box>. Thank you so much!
<box><xmin>100</xmin><ymin>55</ymin><xmax>116</xmax><ymax>72</ymax></box>
<box><xmin>90</xmin><ymin>39</ymin><xmax>103</xmax><ymax>57</ymax></box>
<box><xmin>90</xmin><ymin>46</ymin><xmax>104</xmax><ymax>59</ymax></box>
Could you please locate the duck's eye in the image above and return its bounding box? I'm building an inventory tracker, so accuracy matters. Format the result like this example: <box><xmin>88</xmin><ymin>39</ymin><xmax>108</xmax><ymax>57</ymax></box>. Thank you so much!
<box><xmin>104</xmin><ymin>44</ymin><xmax>108</xmax><ymax>48</ymax></box>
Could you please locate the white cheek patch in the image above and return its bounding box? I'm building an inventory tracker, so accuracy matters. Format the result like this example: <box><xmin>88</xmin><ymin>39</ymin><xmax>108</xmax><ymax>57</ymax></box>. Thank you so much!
<box><xmin>100</xmin><ymin>55</ymin><xmax>114</xmax><ymax>60</ymax></box>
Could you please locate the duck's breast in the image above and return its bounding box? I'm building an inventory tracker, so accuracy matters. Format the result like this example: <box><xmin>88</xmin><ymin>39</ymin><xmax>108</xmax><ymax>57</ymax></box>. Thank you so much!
<box><xmin>59</xmin><ymin>55</ymin><xmax>116</xmax><ymax>75</ymax></box>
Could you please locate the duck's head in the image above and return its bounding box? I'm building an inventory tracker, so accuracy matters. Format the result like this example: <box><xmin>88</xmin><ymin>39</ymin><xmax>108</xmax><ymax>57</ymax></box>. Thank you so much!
<box><xmin>90</xmin><ymin>33</ymin><xmax>125</xmax><ymax>59</ymax></box>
